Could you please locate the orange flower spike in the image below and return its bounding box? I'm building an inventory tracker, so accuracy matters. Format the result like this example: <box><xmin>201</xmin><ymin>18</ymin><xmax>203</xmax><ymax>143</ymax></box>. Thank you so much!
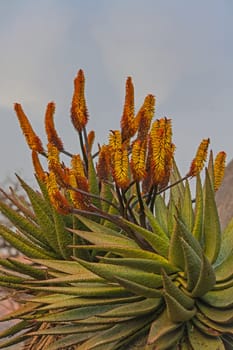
<box><xmin>188</xmin><ymin>138</ymin><xmax>210</xmax><ymax>177</ymax></box>
<box><xmin>45</xmin><ymin>102</ymin><xmax>64</xmax><ymax>151</ymax></box>
<box><xmin>87</xmin><ymin>130</ymin><xmax>95</xmax><ymax>153</ymax></box>
<box><xmin>70</xmin><ymin>69</ymin><xmax>89</xmax><ymax>132</ymax></box>
<box><xmin>131</xmin><ymin>140</ymin><xmax>147</xmax><ymax>181</ymax></box>
<box><xmin>14</xmin><ymin>103</ymin><xmax>44</xmax><ymax>153</ymax></box>
<box><xmin>112</xmin><ymin>147</ymin><xmax>130</xmax><ymax>189</ymax></box>
<box><xmin>97</xmin><ymin>145</ymin><xmax>111</xmax><ymax>181</ymax></box>
<box><xmin>214</xmin><ymin>151</ymin><xmax>226</xmax><ymax>191</ymax></box>
<box><xmin>31</xmin><ymin>150</ymin><xmax>47</xmax><ymax>183</ymax></box>
<box><xmin>46</xmin><ymin>171</ymin><xmax>71</xmax><ymax>214</ymax></box>
<box><xmin>121</xmin><ymin>77</ymin><xmax>136</xmax><ymax>142</ymax></box>
<box><xmin>136</xmin><ymin>94</ymin><xmax>155</xmax><ymax>141</ymax></box>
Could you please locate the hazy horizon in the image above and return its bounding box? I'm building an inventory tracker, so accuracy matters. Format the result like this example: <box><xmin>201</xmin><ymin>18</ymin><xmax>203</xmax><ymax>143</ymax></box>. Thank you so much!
<box><xmin>1</xmin><ymin>1</ymin><xmax>232</xmax><ymax>187</ymax></box>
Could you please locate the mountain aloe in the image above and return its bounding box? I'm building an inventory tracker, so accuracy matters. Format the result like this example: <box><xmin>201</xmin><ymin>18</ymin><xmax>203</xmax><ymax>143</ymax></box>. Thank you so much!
<box><xmin>0</xmin><ymin>70</ymin><xmax>232</xmax><ymax>350</ymax></box>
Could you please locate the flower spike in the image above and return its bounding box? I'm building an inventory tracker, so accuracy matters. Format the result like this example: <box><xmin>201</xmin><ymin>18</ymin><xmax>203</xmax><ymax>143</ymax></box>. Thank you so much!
<box><xmin>112</xmin><ymin>147</ymin><xmax>130</xmax><ymax>189</ymax></box>
<box><xmin>121</xmin><ymin>77</ymin><xmax>136</xmax><ymax>142</ymax></box>
<box><xmin>46</xmin><ymin>171</ymin><xmax>71</xmax><ymax>214</ymax></box>
<box><xmin>70</xmin><ymin>69</ymin><xmax>89</xmax><ymax>132</ymax></box>
<box><xmin>45</xmin><ymin>102</ymin><xmax>64</xmax><ymax>151</ymax></box>
<box><xmin>96</xmin><ymin>145</ymin><xmax>111</xmax><ymax>182</ymax></box>
<box><xmin>47</xmin><ymin>143</ymin><xmax>69</xmax><ymax>187</ymax></box>
<box><xmin>150</xmin><ymin>117</ymin><xmax>174</xmax><ymax>186</ymax></box>
<box><xmin>214</xmin><ymin>151</ymin><xmax>226</xmax><ymax>191</ymax></box>
<box><xmin>69</xmin><ymin>155</ymin><xmax>90</xmax><ymax>208</ymax></box>
<box><xmin>14</xmin><ymin>103</ymin><xmax>44</xmax><ymax>153</ymax></box>
<box><xmin>31</xmin><ymin>150</ymin><xmax>47</xmax><ymax>183</ymax></box>
<box><xmin>87</xmin><ymin>130</ymin><xmax>95</xmax><ymax>153</ymax></box>
<box><xmin>136</xmin><ymin>94</ymin><xmax>155</xmax><ymax>142</ymax></box>
<box><xmin>131</xmin><ymin>140</ymin><xmax>147</xmax><ymax>181</ymax></box>
<box><xmin>188</xmin><ymin>138</ymin><xmax>210</xmax><ymax>177</ymax></box>
<box><xmin>108</xmin><ymin>130</ymin><xmax>129</xmax><ymax>188</ymax></box>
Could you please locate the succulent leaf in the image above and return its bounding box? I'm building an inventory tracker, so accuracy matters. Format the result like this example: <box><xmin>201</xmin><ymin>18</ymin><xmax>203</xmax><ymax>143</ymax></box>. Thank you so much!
<box><xmin>88</xmin><ymin>152</ymin><xmax>102</xmax><ymax>210</ymax></box>
<box><xmin>0</xmin><ymin>225</ymin><xmax>55</xmax><ymax>259</ymax></box>
<box><xmin>203</xmin><ymin>169</ymin><xmax>221</xmax><ymax>263</ymax></box>
<box><xmin>188</xmin><ymin>324</ymin><xmax>225</xmax><ymax>350</ymax></box>
<box><xmin>181</xmin><ymin>238</ymin><xmax>202</xmax><ymax>291</ymax></box>
<box><xmin>163</xmin><ymin>291</ymin><xmax>196</xmax><ymax>322</ymax></box>
<box><xmin>143</xmin><ymin>202</ymin><xmax>169</xmax><ymax>240</ymax></box>
<box><xmin>191</xmin><ymin>253</ymin><xmax>216</xmax><ymax>297</ymax></box>
<box><xmin>121</xmin><ymin>219</ymin><xmax>169</xmax><ymax>257</ymax></box>
<box><xmin>192</xmin><ymin>173</ymin><xmax>203</xmax><ymax>242</ymax></box>
<box><xmin>161</xmin><ymin>269</ymin><xmax>194</xmax><ymax>310</ymax></box>
<box><xmin>215</xmin><ymin>250</ymin><xmax>233</xmax><ymax>282</ymax></box>
<box><xmin>180</xmin><ymin>180</ymin><xmax>194</xmax><ymax>232</ymax></box>
<box><xmin>154</xmin><ymin>195</ymin><xmax>169</xmax><ymax>234</ymax></box>
<box><xmin>97</xmin><ymin>298</ymin><xmax>161</xmax><ymax>318</ymax></box>
<box><xmin>76</xmin><ymin>258</ymin><xmax>163</xmax><ymax>289</ymax></box>
<box><xmin>52</xmin><ymin>206</ymin><xmax>72</xmax><ymax>259</ymax></box>
<box><xmin>169</xmin><ymin>220</ymin><xmax>185</xmax><ymax>269</ymax></box>
<box><xmin>113</xmin><ymin>276</ymin><xmax>162</xmax><ymax>298</ymax></box>
<box><xmin>98</xmin><ymin>256</ymin><xmax>179</xmax><ymax>274</ymax></box>
<box><xmin>201</xmin><ymin>284</ymin><xmax>233</xmax><ymax>308</ymax></box>
<box><xmin>147</xmin><ymin>310</ymin><xmax>183</xmax><ymax>347</ymax></box>
<box><xmin>215</xmin><ymin>216</ymin><xmax>233</xmax><ymax>267</ymax></box>
<box><xmin>196</xmin><ymin>301</ymin><xmax>233</xmax><ymax>324</ymax></box>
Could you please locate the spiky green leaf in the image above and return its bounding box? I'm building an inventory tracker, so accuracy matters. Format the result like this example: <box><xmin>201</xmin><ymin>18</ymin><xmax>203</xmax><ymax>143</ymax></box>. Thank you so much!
<box><xmin>203</xmin><ymin>169</ymin><xmax>221</xmax><ymax>263</ymax></box>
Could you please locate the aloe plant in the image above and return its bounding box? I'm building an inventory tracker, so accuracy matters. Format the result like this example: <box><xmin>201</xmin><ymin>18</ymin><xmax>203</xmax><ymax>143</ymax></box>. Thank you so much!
<box><xmin>0</xmin><ymin>70</ymin><xmax>232</xmax><ymax>350</ymax></box>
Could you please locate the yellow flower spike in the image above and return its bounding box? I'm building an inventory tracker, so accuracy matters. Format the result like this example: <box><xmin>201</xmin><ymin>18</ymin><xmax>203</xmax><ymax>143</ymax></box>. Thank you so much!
<box><xmin>47</xmin><ymin>143</ymin><xmax>69</xmax><ymax>188</ymax></box>
<box><xmin>45</xmin><ymin>102</ymin><xmax>64</xmax><ymax>151</ymax></box>
<box><xmin>159</xmin><ymin>142</ymin><xmax>176</xmax><ymax>189</ymax></box>
<box><xmin>121</xmin><ymin>77</ymin><xmax>137</xmax><ymax>142</ymax></box>
<box><xmin>150</xmin><ymin>117</ymin><xmax>173</xmax><ymax>185</ymax></box>
<box><xmin>71</xmin><ymin>154</ymin><xmax>86</xmax><ymax>180</ymax></box>
<box><xmin>70</xmin><ymin>69</ymin><xmax>89</xmax><ymax>132</ymax></box>
<box><xmin>142</xmin><ymin>139</ymin><xmax>153</xmax><ymax>193</ymax></box>
<box><xmin>112</xmin><ymin>146</ymin><xmax>130</xmax><ymax>189</ymax></box>
<box><xmin>47</xmin><ymin>143</ymin><xmax>60</xmax><ymax>172</ymax></box>
<box><xmin>14</xmin><ymin>103</ymin><xmax>44</xmax><ymax>153</ymax></box>
<box><xmin>214</xmin><ymin>151</ymin><xmax>226</xmax><ymax>191</ymax></box>
<box><xmin>31</xmin><ymin>150</ymin><xmax>47</xmax><ymax>183</ymax></box>
<box><xmin>131</xmin><ymin>140</ymin><xmax>147</xmax><ymax>181</ymax></box>
<box><xmin>108</xmin><ymin>130</ymin><xmax>129</xmax><ymax>188</ymax></box>
<box><xmin>188</xmin><ymin>138</ymin><xmax>210</xmax><ymax>177</ymax></box>
<box><xmin>136</xmin><ymin>94</ymin><xmax>155</xmax><ymax>141</ymax></box>
<box><xmin>69</xmin><ymin>159</ymin><xmax>90</xmax><ymax>209</ymax></box>
<box><xmin>46</xmin><ymin>171</ymin><xmax>71</xmax><ymax>214</ymax></box>
<box><xmin>108</xmin><ymin>130</ymin><xmax>122</xmax><ymax>154</ymax></box>
<box><xmin>96</xmin><ymin>145</ymin><xmax>111</xmax><ymax>181</ymax></box>
<box><xmin>68</xmin><ymin>171</ymin><xmax>85</xmax><ymax>209</ymax></box>
<box><xmin>71</xmin><ymin>154</ymin><xmax>89</xmax><ymax>193</ymax></box>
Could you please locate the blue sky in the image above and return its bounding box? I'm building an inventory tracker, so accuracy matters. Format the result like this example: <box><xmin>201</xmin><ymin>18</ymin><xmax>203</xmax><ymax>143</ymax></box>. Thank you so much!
<box><xmin>0</xmin><ymin>0</ymin><xmax>232</xmax><ymax>186</ymax></box>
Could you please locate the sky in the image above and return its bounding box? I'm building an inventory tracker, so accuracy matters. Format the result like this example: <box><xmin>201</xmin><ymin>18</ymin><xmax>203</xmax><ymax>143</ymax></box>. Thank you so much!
<box><xmin>0</xmin><ymin>0</ymin><xmax>233</xmax><ymax>187</ymax></box>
